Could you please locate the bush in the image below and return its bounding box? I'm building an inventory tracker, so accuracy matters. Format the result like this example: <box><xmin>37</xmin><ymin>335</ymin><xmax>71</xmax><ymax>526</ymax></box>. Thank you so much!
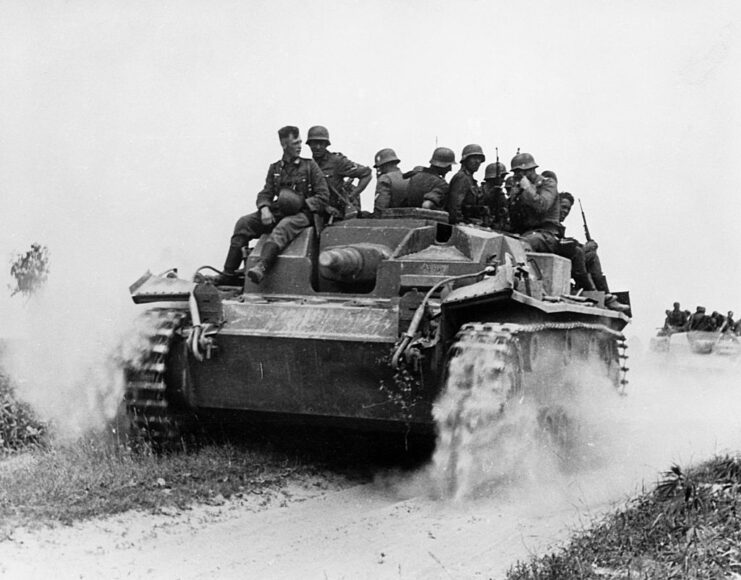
<box><xmin>0</xmin><ymin>372</ymin><xmax>47</xmax><ymax>452</ymax></box>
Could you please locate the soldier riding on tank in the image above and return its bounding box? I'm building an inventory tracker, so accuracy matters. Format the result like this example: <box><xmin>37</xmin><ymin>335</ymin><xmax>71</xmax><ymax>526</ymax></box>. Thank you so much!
<box><xmin>481</xmin><ymin>161</ymin><xmax>509</xmax><ymax>231</ymax></box>
<box><xmin>306</xmin><ymin>125</ymin><xmax>372</xmax><ymax>219</ymax></box>
<box><xmin>447</xmin><ymin>144</ymin><xmax>486</xmax><ymax>224</ymax></box>
<box><xmin>218</xmin><ymin>125</ymin><xmax>330</xmax><ymax>285</ymax></box>
<box><xmin>403</xmin><ymin>147</ymin><xmax>456</xmax><ymax>210</ymax></box>
<box><xmin>372</xmin><ymin>147</ymin><xmax>410</xmax><ymax>214</ymax></box>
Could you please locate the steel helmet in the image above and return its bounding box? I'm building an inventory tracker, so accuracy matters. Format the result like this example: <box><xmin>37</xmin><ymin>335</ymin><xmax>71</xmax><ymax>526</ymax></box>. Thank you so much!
<box><xmin>510</xmin><ymin>152</ymin><xmax>538</xmax><ymax>171</ymax></box>
<box><xmin>541</xmin><ymin>170</ymin><xmax>558</xmax><ymax>182</ymax></box>
<box><xmin>277</xmin><ymin>187</ymin><xmax>305</xmax><ymax>215</ymax></box>
<box><xmin>373</xmin><ymin>148</ymin><xmax>400</xmax><ymax>168</ymax></box>
<box><xmin>484</xmin><ymin>162</ymin><xmax>508</xmax><ymax>180</ymax></box>
<box><xmin>460</xmin><ymin>144</ymin><xmax>486</xmax><ymax>163</ymax></box>
<box><xmin>429</xmin><ymin>147</ymin><xmax>457</xmax><ymax>168</ymax></box>
<box><xmin>306</xmin><ymin>125</ymin><xmax>331</xmax><ymax>145</ymax></box>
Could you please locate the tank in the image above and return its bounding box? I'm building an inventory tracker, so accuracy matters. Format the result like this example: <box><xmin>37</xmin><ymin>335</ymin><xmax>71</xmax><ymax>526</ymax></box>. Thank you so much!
<box><xmin>123</xmin><ymin>208</ymin><xmax>631</xmax><ymax>480</ymax></box>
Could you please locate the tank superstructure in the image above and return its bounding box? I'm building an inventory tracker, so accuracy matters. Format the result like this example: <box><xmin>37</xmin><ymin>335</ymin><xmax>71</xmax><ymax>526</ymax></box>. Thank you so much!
<box><xmin>124</xmin><ymin>209</ymin><xmax>630</xmax><ymax>464</ymax></box>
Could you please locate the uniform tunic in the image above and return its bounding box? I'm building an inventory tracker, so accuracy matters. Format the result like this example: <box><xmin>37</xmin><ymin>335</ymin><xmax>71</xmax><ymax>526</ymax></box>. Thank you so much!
<box><xmin>231</xmin><ymin>155</ymin><xmax>329</xmax><ymax>251</ymax></box>
<box><xmin>508</xmin><ymin>174</ymin><xmax>560</xmax><ymax>252</ymax></box>
<box><xmin>374</xmin><ymin>167</ymin><xmax>410</xmax><ymax>212</ymax></box>
<box><xmin>312</xmin><ymin>151</ymin><xmax>371</xmax><ymax>215</ymax></box>
<box><xmin>447</xmin><ymin>168</ymin><xmax>482</xmax><ymax>224</ymax></box>
<box><xmin>405</xmin><ymin>168</ymin><xmax>448</xmax><ymax>209</ymax></box>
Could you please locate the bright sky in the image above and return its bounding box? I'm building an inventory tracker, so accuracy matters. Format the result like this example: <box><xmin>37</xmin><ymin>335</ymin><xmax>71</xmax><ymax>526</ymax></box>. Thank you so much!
<box><xmin>1</xmin><ymin>0</ymin><xmax>739</xmax><ymax>339</ymax></box>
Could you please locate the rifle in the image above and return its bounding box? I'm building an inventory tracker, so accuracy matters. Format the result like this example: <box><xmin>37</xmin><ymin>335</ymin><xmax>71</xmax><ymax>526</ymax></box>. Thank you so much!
<box><xmin>578</xmin><ymin>198</ymin><xmax>592</xmax><ymax>242</ymax></box>
<box><xmin>495</xmin><ymin>147</ymin><xmax>500</xmax><ymax>179</ymax></box>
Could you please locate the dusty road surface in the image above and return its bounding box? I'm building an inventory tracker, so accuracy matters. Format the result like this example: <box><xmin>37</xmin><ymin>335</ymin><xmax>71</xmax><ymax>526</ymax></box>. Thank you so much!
<box><xmin>2</xmin><ymin>355</ymin><xmax>741</xmax><ymax>579</ymax></box>
<box><xmin>0</xmin><ymin>470</ymin><xmax>619</xmax><ymax>580</ymax></box>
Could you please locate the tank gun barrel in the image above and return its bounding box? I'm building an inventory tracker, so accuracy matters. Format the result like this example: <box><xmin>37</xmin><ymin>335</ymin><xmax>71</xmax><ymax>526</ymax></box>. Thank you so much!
<box><xmin>318</xmin><ymin>243</ymin><xmax>392</xmax><ymax>283</ymax></box>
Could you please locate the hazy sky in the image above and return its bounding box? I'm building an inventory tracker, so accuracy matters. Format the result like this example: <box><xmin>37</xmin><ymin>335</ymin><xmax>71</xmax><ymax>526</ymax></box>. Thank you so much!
<box><xmin>1</xmin><ymin>0</ymin><xmax>740</xmax><ymax>338</ymax></box>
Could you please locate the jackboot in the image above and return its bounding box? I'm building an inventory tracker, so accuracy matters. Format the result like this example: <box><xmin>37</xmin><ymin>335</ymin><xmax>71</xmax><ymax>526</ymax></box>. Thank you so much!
<box><xmin>247</xmin><ymin>241</ymin><xmax>280</xmax><ymax>285</ymax></box>
<box><xmin>573</xmin><ymin>273</ymin><xmax>596</xmax><ymax>292</ymax></box>
<box><xmin>213</xmin><ymin>245</ymin><xmax>246</xmax><ymax>285</ymax></box>
<box><xmin>592</xmin><ymin>274</ymin><xmax>610</xmax><ymax>293</ymax></box>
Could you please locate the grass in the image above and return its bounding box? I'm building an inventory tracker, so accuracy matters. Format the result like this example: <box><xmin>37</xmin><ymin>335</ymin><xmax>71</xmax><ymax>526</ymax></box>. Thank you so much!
<box><xmin>0</xmin><ymin>425</ymin><xmax>377</xmax><ymax>535</ymax></box>
<box><xmin>507</xmin><ymin>455</ymin><xmax>741</xmax><ymax>579</ymax></box>
<box><xmin>0</xmin><ymin>371</ymin><xmax>48</xmax><ymax>453</ymax></box>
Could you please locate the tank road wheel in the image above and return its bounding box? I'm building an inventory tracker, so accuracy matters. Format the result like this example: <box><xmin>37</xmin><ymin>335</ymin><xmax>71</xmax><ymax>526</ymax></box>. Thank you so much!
<box><xmin>122</xmin><ymin>308</ymin><xmax>195</xmax><ymax>452</ymax></box>
<box><xmin>432</xmin><ymin>323</ymin><xmax>523</xmax><ymax>499</ymax></box>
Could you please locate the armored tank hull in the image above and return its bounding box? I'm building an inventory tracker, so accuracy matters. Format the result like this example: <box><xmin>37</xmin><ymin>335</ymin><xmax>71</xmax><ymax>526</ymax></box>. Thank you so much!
<box><xmin>124</xmin><ymin>209</ymin><xmax>630</xmax><ymax>460</ymax></box>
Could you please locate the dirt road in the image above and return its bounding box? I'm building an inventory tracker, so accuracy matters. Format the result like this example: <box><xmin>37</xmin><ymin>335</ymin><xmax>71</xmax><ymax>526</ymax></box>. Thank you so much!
<box><xmin>2</xmin><ymin>355</ymin><xmax>740</xmax><ymax>579</ymax></box>
<box><xmin>0</xmin><ymin>467</ymin><xmax>621</xmax><ymax>580</ymax></box>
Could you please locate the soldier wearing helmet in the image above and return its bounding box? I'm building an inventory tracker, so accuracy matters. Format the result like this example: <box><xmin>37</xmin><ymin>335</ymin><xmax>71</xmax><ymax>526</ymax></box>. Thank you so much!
<box><xmin>403</xmin><ymin>147</ymin><xmax>456</xmax><ymax>210</ymax></box>
<box><xmin>507</xmin><ymin>152</ymin><xmax>560</xmax><ymax>253</ymax></box>
<box><xmin>447</xmin><ymin>144</ymin><xmax>486</xmax><ymax>224</ymax></box>
<box><xmin>306</xmin><ymin>125</ymin><xmax>372</xmax><ymax>218</ymax></box>
<box><xmin>481</xmin><ymin>161</ymin><xmax>509</xmax><ymax>230</ymax></box>
<box><xmin>219</xmin><ymin>126</ymin><xmax>330</xmax><ymax>285</ymax></box>
<box><xmin>372</xmin><ymin>148</ymin><xmax>411</xmax><ymax>214</ymax></box>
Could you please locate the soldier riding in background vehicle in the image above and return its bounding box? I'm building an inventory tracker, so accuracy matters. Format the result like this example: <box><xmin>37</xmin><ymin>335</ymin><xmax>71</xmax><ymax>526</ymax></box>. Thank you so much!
<box><xmin>218</xmin><ymin>125</ymin><xmax>330</xmax><ymax>285</ymax></box>
<box><xmin>372</xmin><ymin>148</ymin><xmax>410</xmax><ymax>214</ymax></box>
<box><xmin>661</xmin><ymin>302</ymin><xmax>689</xmax><ymax>335</ymax></box>
<box><xmin>688</xmin><ymin>306</ymin><xmax>716</xmax><ymax>331</ymax></box>
<box><xmin>306</xmin><ymin>125</ymin><xmax>372</xmax><ymax>219</ymax></box>
<box><xmin>481</xmin><ymin>160</ymin><xmax>509</xmax><ymax>231</ymax></box>
<box><xmin>447</xmin><ymin>144</ymin><xmax>485</xmax><ymax>224</ymax></box>
<box><xmin>402</xmin><ymin>147</ymin><xmax>456</xmax><ymax>211</ymax></box>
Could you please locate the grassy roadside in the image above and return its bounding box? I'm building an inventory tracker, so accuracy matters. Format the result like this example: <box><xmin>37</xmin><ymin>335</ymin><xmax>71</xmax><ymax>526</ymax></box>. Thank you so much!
<box><xmin>0</xmin><ymin>431</ymin><xmax>371</xmax><ymax>536</ymax></box>
<box><xmin>507</xmin><ymin>455</ymin><xmax>741</xmax><ymax>579</ymax></box>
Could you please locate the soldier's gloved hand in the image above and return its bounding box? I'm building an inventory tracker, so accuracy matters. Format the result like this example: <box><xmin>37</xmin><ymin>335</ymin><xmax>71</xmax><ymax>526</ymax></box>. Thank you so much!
<box><xmin>260</xmin><ymin>206</ymin><xmax>275</xmax><ymax>226</ymax></box>
<box><xmin>519</xmin><ymin>176</ymin><xmax>536</xmax><ymax>194</ymax></box>
<box><xmin>421</xmin><ymin>201</ymin><xmax>435</xmax><ymax>209</ymax></box>
<box><xmin>585</xmin><ymin>239</ymin><xmax>599</xmax><ymax>252</ymax></box>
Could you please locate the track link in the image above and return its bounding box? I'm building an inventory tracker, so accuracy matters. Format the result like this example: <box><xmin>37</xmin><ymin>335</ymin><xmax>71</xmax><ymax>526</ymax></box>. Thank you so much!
<box><xmin>124</xmin><ymin>308</ymin><xmax>190</xmax><ymax>450</ymax></box>
<box><xmin>433</xmin><ymin>321</ymin><xmax>626</xmax><ymax>498</ymax></box>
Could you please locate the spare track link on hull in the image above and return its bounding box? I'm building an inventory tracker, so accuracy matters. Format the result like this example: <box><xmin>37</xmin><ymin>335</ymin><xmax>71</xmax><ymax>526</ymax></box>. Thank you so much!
<box><xmin>433</xmin><ymin>321</ymin><xmax>626</xmax><ymax>498</ymax></box>
<box><xmin>124</xmin><ymin>308</ymin><xmax>189</xmax><ymax>449</ymax></box>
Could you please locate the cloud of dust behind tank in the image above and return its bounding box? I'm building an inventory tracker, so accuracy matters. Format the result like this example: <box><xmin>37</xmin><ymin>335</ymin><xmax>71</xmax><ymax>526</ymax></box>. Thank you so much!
<box><xmin>383</xmin><ymin>337</ymin><xmax>741</xmax><ymax>517</ymax></box>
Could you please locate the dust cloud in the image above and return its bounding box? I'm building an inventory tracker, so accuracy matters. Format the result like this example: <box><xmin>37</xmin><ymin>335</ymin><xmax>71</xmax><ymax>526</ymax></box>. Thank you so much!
<box><xmin>0</xmin><ymin>270</ymin><xmax>142</xmax><ymax>440</ymax></box>
<box><xmin>381</xmin><ymin>338</ymin><xmax>741</xmax><ymax>527</ymax></box>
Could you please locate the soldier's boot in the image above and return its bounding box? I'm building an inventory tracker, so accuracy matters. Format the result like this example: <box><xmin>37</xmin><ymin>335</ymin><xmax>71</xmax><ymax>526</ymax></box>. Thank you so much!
<box><xmin>247</xmin><ymin>241</ymin><xmax>280</xmax><ymax>285</ymax></box>
<box><xmin>592</xmin><ymin>274</ymin><xmax>610</xmax><ymax>293</ymax></box>
<box><xmin>212</xmin><ymin>245</ymin><xmax>246</xmax><ymax>286</ymax></box>
<box><xmin>604</xmin><ymin>293</ymin><xmax>630</xmax><ymax>313</ymax></box>
<box><xmin>573</xmin><ymin>274</ymin><xmax>596</xmax><ymax>292</ymax></box>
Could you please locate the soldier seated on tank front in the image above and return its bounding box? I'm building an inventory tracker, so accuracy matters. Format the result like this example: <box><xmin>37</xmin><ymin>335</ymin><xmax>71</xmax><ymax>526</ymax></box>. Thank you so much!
<box><xmin>372</xmin><ymin>148</ymin><xmax>410</xmax><ymax>215</ymax></box>
<box><xmin>688</xmin><ymin>306</ymin><xmax>715</xmax><ymax>331</ymax></box>
<box><xmin>218</xmin><ymin>125</ymin><xmax>330</xmax><ymax>285</ymax></box>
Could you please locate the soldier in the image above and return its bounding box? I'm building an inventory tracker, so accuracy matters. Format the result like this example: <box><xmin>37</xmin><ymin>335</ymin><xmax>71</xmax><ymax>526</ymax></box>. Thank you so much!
<box><xmin>558</xmin><ymin>192</ymin><xmax>609</xmax><ymax>291</ymax></box>
<box><xmin>219</xmin><ymin>126</ymin><xmax>330</xmax><ymax>285</ymax></box>
<box><xmin>688</xmin><ymin>306</ymin><xmax>715</xmax><ymax>331</ymax></box>
<box><xmin>507</xmin><ymin>152</ymin><xmax>562</xmax><ymax>252</ymax></box>
<box><xmin>447</xmin><ymin>144</ymin><xmax>485</xmax><ymax>224</ymax></box>
<box><xmin>558</xmin><ymin>192</ymin><xmax>628</xmax><ymax>310</ymax></box>
<box><xmin>481</xmin><ymin>161</ymin><xmax>509</xmax><ymax>230</ymax></box>
<box><xmin>404</xmin><ymin>147</ymin><xmax>456</xmax><ymax>210</ymax></box>
<box><xmin>306</xmin><ymin>125</ymin><xmax>372</xmax><ymax>218</ymax></box>
<box><xmin>664</xmin><ymin>302</ymin><xmax>689</xmax><ymax>332</ymax></box>
<box><xmin>711</xmin><ymin>311</ymin><xmax>725</xmax><ymax>330</ymax></box>
<box><xmin>720</xmin><ymin>310</ymin><xmax>735</xmax><ymax>333</ymax></box>
<box><xmin>372</xmin><ymin>148</ymin><xmax>410</xmax><ymax>214</ymax></box>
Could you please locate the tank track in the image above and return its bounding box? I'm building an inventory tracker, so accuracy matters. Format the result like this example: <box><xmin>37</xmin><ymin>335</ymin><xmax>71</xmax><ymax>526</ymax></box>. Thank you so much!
<box><xmin>123</xmin><ymin>308</ymin><xmax>190</xmax><ymax>450</ymax></box>
<box><xmin>433</xmin><ymin>321</ymin><xmax>627</xmax><ymax>498</ymax></box>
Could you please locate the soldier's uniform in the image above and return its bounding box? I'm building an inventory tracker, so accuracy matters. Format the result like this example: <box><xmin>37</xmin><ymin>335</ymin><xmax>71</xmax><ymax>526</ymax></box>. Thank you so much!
<box><xmin>448</xmin><ymin>167</ymin><xmax>483</xmax><ymax>224</ymax></box>
<box><xmin>508</xmin><ymin>173</ymin><xmax>560</xmax><ymax>252</ymax></box>
<box><xmin>405</xmin><ymin>169</ymin><xmax>449</xmax><ymax>209</ymax></box>
<box><xmin>481</xmin><ymin>181</ymin><xmax>509</xmax><ymax>230</ymax></box>
<box><xmin>313</xmin><ymin>151</ymin><xmax>371</xmax><ymax>216</ymax></box>
<box><xmin>226</xmin><ymin>155</ymin><xmax>329</xmax><ymax>274</ymax></box>
<box><xmin>374</xmin><ymin>166</ymin><xmax>410</xmax><ymax>212</ymax></box>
